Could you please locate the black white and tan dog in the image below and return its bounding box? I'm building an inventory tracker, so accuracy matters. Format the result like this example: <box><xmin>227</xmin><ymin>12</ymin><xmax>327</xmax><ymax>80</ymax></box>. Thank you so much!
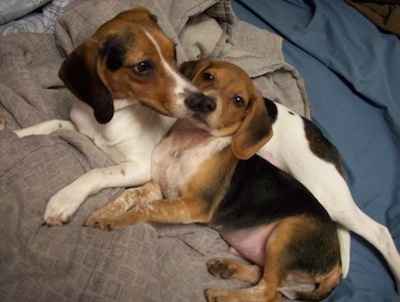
<box><xmin>85</xmin><ymin>59</ymin><xmax>343</xmax><ymax>301</ymax></box>
<box><xmin>183</xmin><ymin>59</ymin><xmax>400</xmax><ymax>294</ymax></box>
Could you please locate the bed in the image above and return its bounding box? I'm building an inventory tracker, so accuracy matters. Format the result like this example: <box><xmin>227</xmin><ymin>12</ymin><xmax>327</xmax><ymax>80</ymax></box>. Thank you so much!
<box><xmin>0</xmin><ymin>0</ymin><xmax>398</xmax><ymax>301</ymax></box>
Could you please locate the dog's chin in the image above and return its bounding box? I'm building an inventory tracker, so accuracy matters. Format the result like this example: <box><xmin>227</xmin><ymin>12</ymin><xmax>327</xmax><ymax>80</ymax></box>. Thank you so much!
<box><xmin>208</xmin><ymin>126</ymin><xmax>239</xmax><ymax>137</ymax></box>
<box><xmin>188</xmin><ymin>115</ymin><xmax>209</xmax><ymax>130</ymax></box>
<box><xmin>189</xmin><ymin>115</ymin><xmax>239</xmax><ymax>137</ymax></box>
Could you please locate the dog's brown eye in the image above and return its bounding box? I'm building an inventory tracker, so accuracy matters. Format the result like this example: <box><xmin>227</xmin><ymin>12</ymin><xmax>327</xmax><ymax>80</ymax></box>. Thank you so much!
<box><xmin>132</xmin><ymin>61</ymin><xmax>153</xmax><ymax>75</ymax></box>
<box><xmin>203</xmin><ymin>72</ymin><xmax>214</xmax><ymax>82</ymax></box>
<box><xmin>233</xmin><ymin>96</ymin><xmax>245</xmax><ymax>107</ymax></box>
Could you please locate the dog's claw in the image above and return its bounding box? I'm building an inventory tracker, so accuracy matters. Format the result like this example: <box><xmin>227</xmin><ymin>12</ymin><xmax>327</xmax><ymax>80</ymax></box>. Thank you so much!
<box><xmin>85</xmin><ymin>216</ymin><xmax>115</xmax><ymax>231</ymax></box>
<box><xmin>43</xmin><ymin>214</ymin><xmax>70</xmax><ymax>227</ymax></box>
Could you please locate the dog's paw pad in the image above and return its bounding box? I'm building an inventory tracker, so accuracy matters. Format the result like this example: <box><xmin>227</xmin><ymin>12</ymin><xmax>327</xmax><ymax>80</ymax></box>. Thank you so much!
<box><xmin>207</xmin><ymin>259</ymin><xmax>235</xmax><ymax>279</ymax></box>
<box><xmin>85</xmin><ymin>217</ymin><xmax>115</xmax><ymax>231</ymax></box>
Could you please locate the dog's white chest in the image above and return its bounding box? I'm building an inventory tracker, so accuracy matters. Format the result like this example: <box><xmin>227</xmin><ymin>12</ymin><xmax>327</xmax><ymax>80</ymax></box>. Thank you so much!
<box><xmin>152</xmin><ymin>119</ymin><xmax>230</xmax><ymax>199</ymax></box>
<box><xmin>70</xmin><ymin>99</ymin><xmax>174</xmax><ymax>164</ymax></box>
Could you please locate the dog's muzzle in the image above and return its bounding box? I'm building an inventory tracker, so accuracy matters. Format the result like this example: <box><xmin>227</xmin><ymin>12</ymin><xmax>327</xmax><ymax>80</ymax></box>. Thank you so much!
<box><xmin>185</xmin><ymin>92</ymin><xmax>216</xmax><ymax>113</ymax></box>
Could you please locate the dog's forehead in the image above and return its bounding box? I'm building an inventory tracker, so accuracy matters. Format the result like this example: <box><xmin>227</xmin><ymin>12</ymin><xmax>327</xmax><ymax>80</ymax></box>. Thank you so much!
<box><xmin>206</xmin><ymin>62</ymin><xmax>254</xmax><ymax>96</ymax></box>
<box><xmin>217</xmin><ymin>63</ymin><xmax>251</xmax><ymax>82</ymax></box>
<box><xmin>94</xmin><ymin>8</ymin><xmax>171</xmax><ymax>50</ymax></box>
<box><xmin>97</xmin><ymin>23</ymin><xmax>175</xmax><ymax>71</ymax></box>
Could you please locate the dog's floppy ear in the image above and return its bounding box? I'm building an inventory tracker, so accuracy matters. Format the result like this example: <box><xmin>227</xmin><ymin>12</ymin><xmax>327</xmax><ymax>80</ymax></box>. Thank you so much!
<box><xmin>179</xmin><ymin>59</ymin><xmax>212</xmax><ymax>81</ymax></box>
<box><xmin>59</xmin><ymin>39</ymin><xmax>114</xmax><ymax>124</ymax></box>
<box><xmin>231</xmin><ymin>93</ymin><xmax>273</xmax><ymax>160</ymax></box>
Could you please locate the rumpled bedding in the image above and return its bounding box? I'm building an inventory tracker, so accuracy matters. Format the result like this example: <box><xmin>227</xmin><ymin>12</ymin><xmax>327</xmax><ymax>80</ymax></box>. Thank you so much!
<box><xmin>0</xmin><ymin>0</ymin><xmax>74</xmax><ymax>35</ymax></box>
<box><xmin>0</xmin><ymin>0</ymin><xmax>309</xmax><ymax>301</ymax></box>
<box><xmin>0</xmin><ymin>0</ymin><xmax>51</xmax><ymax>25</ymax></box>
<box><xmin>232</xmin><ymin>0</ymin><xmax>400</xmax><ymax>301</ymax></box>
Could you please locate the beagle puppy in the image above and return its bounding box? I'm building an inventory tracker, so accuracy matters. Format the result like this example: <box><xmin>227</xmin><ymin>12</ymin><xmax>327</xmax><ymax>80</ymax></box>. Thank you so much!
<box><xmin>13</xmin><ymin>8</ymin><xmax>211</xmax><ymax>226</ymax></box>
<box><xmin>185</xmin><ymin>59</ymin><xmax>400</xmax><ymax>294</ymax></box>
<box><xmin>85</xmin><ymin>59</ymin><xmax>342</xmax><ymax>301</ymax></box>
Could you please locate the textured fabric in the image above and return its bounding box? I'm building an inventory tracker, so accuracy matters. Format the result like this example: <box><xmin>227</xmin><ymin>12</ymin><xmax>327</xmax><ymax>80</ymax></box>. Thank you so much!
<box><xmin>0</xmin><ymin>0</ymin><xmax>309</xmax><ymax>301</ymax></box>
<box><xmin>0</xmin><ymin>0</ymin><xmax>51</xmax><ymax>25</ymax></box>
<box><xmin>0</xmin><ymin>0</ymin><xmax>73</xmax><ymax>35</ymax></box>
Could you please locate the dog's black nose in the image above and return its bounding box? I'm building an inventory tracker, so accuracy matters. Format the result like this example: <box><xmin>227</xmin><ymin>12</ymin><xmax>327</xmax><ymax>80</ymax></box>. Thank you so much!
<box><xmin>185</xmin><ymin>92</ymin><xmax>216</xmax><ymax>113</ymax></box>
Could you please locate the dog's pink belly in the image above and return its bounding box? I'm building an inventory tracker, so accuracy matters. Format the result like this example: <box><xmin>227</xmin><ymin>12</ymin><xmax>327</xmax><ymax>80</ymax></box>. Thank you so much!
<box><xmin>218</xmin><ymin>223</ymin><xmax>279</xmax><ymax>266</ymax></box>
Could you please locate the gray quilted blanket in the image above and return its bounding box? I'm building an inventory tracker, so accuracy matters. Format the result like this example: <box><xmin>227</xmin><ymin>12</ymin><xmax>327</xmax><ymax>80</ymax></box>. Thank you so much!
<box><xmin>0</xmin><ymin>0</ymin><xmax>309</xmax><ymax>301</ymax></box>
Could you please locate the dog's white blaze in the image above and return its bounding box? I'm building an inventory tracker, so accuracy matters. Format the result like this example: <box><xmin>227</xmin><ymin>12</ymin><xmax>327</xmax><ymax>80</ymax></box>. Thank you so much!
<box><xmin>144</xmin><ymin>30</ymin><xmax>198</xmax><ymax>112</ymax></box>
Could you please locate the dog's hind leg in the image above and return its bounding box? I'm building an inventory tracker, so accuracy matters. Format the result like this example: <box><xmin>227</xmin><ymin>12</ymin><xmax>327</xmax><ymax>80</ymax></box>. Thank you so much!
<box><xmin>206</xmin><ymin>216</ymin><xmax>340</xmax><ymax>302</ymax></box>
<box><xmin>205</xmin><ymin>219</ymin><xmax>300</xmax><ymax>302</ymax></box>
<box><xmin>15</xmin><ymin>120</ymin><xmax>76</xmax><ymax>137</ymax></box>
<box><xmin>334</xmin><ymin>203</ymin><xmax>400</xmax><ymax>292</ymax></box>
<box><xmin>306</xmin><ymin>168</ymin><xmax>397</xmax><ymax>284</ymax></box>
<box><xmin>319</xmin><ymin>173</ymin><xmax>400</xmax><ymax>291</ymax></box>
<box><xmin>336</xmin><ymin>225</ymin><xmax>351</xmax><ymax>278</ymax></box>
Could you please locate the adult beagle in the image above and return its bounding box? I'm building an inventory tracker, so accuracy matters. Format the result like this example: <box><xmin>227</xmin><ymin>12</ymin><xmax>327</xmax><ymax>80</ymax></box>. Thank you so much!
<box><xmin>85</xmin><ymin>59</ymin><xmax>342</xmax><ymax>301</ymax></box>
<box><xmin>13</xmin><ymin>8</ymin><xmax>212</xmax><ymax>226</ymax></box>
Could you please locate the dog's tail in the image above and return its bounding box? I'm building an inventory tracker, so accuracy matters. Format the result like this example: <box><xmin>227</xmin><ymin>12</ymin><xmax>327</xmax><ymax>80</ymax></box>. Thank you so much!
<box><xmin>279</xmin><ymin>265</ymin><xmax>342</xmax><ymax>301</ymax></box>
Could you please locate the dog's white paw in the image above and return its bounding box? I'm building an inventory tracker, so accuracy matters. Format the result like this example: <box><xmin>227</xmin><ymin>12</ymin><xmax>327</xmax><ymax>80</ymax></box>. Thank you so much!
<box><xmin>43</xmin><ymin>186</ymin><xmax>85</xmax><ymax>226</ymax></box>
<box><xmin>0</xmin><ymin>116</ymin><xmax>6</xmax><ymax>132</ymax></box>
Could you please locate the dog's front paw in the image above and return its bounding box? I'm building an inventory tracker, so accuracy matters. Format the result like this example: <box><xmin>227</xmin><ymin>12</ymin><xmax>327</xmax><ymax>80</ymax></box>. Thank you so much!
<box><xmin>205</xmin><ymin>288</ymin><xmax>233</xmax><ymax>302</ymax></box>
<box><xmin>43</xmin><ymin>186</ymin><xmax>85</xmax><ymax>226</ymax></box>
<box><xmin>85</xmin><ymin>214</ymin><xmax>116</xmax><ymax>231</ymax></box>
<box><xmin>207</xmin><ymin>259</ymin><xmax>236</xmax><ymax>280</ymax></box>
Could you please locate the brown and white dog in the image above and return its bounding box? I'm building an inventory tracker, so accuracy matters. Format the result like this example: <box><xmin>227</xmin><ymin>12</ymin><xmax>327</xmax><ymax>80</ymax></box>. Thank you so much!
<box><xmin>13</xmin><ymin>8</ymin><xmax>213</xmax><ymax>226</ymax></box>
<box><xmin>85</xmin><ymin>59</ymin><xmax>342</xmax><ymax>301</ymax></box>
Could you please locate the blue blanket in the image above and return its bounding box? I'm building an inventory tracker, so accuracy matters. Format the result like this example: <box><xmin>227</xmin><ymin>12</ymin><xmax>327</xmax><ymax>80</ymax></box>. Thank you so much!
<box><xmin>232</xmin><ymin>0</ymin><xmax>400</xmax><ymax>301</ymax></box>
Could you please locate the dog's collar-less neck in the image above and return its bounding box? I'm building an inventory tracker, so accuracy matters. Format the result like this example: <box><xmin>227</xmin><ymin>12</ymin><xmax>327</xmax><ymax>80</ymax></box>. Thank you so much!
<box><xmin>113</xmin><ymin>97</ymin><xmax>140</xmax><ymax>110</ymax></box>
<box><xmin>184</xmin><ymin>116</ymin><xmax>237</xmax><ymax>139</ymax></box>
